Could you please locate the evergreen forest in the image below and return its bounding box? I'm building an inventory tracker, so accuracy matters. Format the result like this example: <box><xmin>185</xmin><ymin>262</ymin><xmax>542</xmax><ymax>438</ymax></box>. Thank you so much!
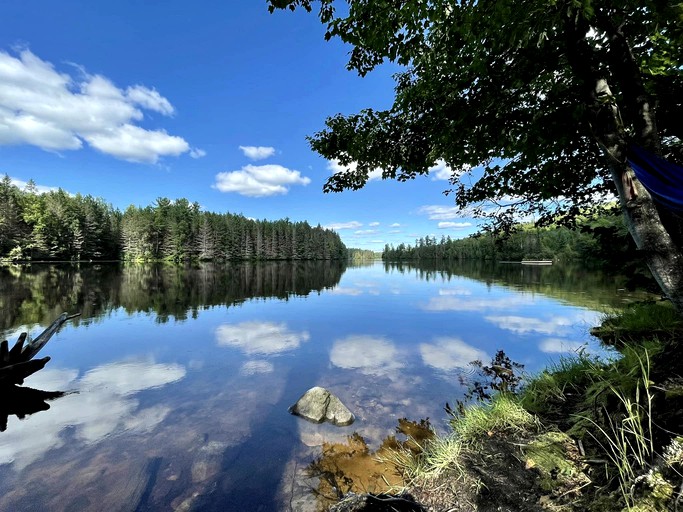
<box><xmin>382</xmin><ymin>213</ymin><xmax>644</xmax><ymax>273</ymax></box>
<box><xmin>0</xmin><ymin>175</ymin><xmax>346</xmax><ymax>262</ymax></box>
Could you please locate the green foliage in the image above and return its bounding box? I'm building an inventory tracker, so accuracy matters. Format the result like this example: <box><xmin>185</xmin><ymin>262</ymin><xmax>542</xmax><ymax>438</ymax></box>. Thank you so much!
<box><xmin>0</xmin><ymin>175</ymin><xmax>347</xmax><ymax>262</ymax></box>
<box><xmin>0</xmin><ymin>261</ymin><xmax>346</xmax><ymax>331</ymax></box>
<box><xmin>458</xmin><ymin>350</ymin><xmax>525</xmax><ymax>403</ymax></box>
<box><xmin>600</xmin><ymin>302</ymin><xmax>683</xmax><ymax>333</ymax></box>
<box><xmin>346</xmin><ymin>248</ymin><xmax>377</xmax><ymax>262</ymax></box>
<box><xmin>382</xmin><ymin>212</ymin><xmax>650</xmax><ymax>272</ymax></box>
<box><xmin>268</xmin><ymin>0</ymin><xmax>683</xmax><ymax>228</ymax></box>
<box><xmin>448</xmin><ymin>394</ymin><xmax>537</xmax><ymax>445</ymax></box>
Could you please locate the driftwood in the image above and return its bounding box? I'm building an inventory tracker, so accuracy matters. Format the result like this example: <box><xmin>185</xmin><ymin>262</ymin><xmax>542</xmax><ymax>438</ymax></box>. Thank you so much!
<box><xmin>0</xmin><ymin>313</ymin><xmax>80</xmax><ymax>386</ymax></box>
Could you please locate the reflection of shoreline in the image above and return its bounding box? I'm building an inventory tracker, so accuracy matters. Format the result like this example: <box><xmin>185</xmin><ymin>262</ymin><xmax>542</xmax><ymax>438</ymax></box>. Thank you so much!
<box><xmin>1</xmin><ymin>261</ymin><xmax>347</xmax><ymax>333</ymax></box>
<box><xmin>384</xmin><ymin>260</ymin><xmax>656</xmax><ymax>310</ymax></box>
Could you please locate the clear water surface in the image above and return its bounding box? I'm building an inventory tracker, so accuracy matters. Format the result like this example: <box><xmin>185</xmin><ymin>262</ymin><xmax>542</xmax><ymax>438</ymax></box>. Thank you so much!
<box><xmin>0</xmin><ymin>261</ymin><xmax>652</xmax><ymax>511</ymax></box>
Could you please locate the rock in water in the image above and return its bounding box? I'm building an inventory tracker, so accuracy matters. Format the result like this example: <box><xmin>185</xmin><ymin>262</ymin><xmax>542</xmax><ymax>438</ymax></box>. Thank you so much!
<box><xmin>289</xmin><ymin>386</ymin><xmax>355</xmax><ymax>426</ymax></box>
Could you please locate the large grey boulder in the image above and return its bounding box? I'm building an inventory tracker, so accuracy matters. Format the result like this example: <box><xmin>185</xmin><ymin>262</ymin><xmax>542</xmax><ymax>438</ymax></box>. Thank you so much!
<box><xmin>289</xmin><ymin>386</ymin><xmax>355</xmax><ymax>426</ymax></box>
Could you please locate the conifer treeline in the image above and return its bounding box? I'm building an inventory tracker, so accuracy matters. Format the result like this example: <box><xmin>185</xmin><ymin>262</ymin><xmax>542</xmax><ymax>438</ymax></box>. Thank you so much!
<box><xmin>382</xmin><ymin>215</ymin><xmax>639</xmax><ymax>268</ymax></box>
<box><xmin>0</xmin><ymin>176</ymin><xmax>346</xmax><ymax>262</ymax></box>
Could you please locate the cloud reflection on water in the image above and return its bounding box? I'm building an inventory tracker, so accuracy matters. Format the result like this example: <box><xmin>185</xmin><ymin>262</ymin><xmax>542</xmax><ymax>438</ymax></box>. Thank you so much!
<box><xmin>240</xmin><ymin>359</ymin><xmax>275</xmax><ymax>375</ymax></box>
<box><xmin>539</xmin><ymin>338</ymin><xmax>586</xmax><ymax>354</ymax></box>
<box><xmin>485</xmin><ymin>314</ymin><xmax>574</xmax><ymax>335</ymax></box>
<box><xmin>330</xmin><ymin>335</ymin><xmax>404</xmax><ymax>377</ymax></box>
<box><xmin>0</xmin><ymin>360</ymin><xmax>185</xmax><ymax>470</ymax></box>
<box><xmin>424</xmin><ymin>294</ymin><xmax>533</xmax><ymax>312</ymax></box>
<box><xmin>420</xmin><ymin>337</ymin><xmax>489</xmax><ymax>372</ymax></box>
<box><xmin>215</xmin><ymin>321</ymin><xmax>310</xmax><ymax>355</ymax></box>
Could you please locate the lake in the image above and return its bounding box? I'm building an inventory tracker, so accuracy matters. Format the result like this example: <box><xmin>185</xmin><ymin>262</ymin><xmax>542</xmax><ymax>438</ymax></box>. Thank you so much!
<box><xmin>0</xmin><ymin>261</ymin><xmax>651</xmax><ymax>511</ymax></box>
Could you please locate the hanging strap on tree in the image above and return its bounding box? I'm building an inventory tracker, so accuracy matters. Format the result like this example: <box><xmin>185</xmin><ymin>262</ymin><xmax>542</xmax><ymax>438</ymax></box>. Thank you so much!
<box><xmin>628</xmin><ymin>145</ymin><xmax>683</xmax><ymax>212</ymax></box>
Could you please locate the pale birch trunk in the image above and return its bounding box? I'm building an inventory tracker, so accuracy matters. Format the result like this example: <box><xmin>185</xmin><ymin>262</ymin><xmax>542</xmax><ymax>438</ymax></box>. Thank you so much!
<box><xmin>566</xmin><ymin>14</ymin><xmax>683</xmax><ymax>315</ymax></box>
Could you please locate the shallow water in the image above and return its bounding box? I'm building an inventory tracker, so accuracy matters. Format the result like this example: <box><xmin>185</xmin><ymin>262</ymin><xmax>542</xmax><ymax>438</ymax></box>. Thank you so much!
<box><xmin>0</xmin><ymin>261</ymin><xmax>650</xmax><ymax>511</ymax></box>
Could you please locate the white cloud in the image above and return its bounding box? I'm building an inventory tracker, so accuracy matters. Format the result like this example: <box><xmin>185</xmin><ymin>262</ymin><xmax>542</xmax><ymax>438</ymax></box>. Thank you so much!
<box><xmin>369</xmin><ymin>222</ymin><xmax>380</xmax><ymax>227</ymax></box>
<box><xmin>438</xmin><ymin>221</ymin><xmax>472</xmax><ymax>229</ymax></box>
<box><xmin>417</xmin><ymin>205</ymin><xmax>463</xmax><ymax>221</ymax></box>
<box><xmin>189</xmin><ymin>148</ymin><xmax>206</xmax><ymax>159</ymax></box>
<box><xmin>0</xmin><ymin>49</ymin><xmax>191</xmax><ymax>163</ymax></box>
<box><xmin>324</xmin><ymin>221</ymin><xmax>362</xmax><ymax>230</ymax></box>
<box><xmin>215</xmin><ymin>321</ymin><xmax>310</xmax><ymax>355</ymax></box>
<box><xmin>2</xmin><ymin>360</ymin><xmax>185</xmax><ymax>470</ymax></box>
<box><xmin>330</xmin><ymin>335</ymin><xmax>404</xmax><ymax>376</ymax></box>
<box><xmin>9</xmin><ymin>177</ymin><xmax>59</xmax><ymax>194</ymax></box>
<box><xmin>354</xmin><ymin>229</ymin><xmax>378</xmax><ymax>235</ymax></box>
<box><xmin>213</xmin><ymin>164</ymin><xmax>310</xmax><ymax>197</ymax></box>
<box><xmin>239</xmin><ymin>145</ymin><xmax>276</xmax><ymax>160</ymax></box>
<box><xmin>85</xmin><ymin>124</ymin><xmax>189</xmax><ymax>163</ymax></box>
<box><xmin>389</xmin><ymin>229</ymin><xmax>402</xmax><ymax>234</ymax></box>
<box><xmin>420</xmin><ymin>337</ymin><xmax>489</xmax><ymax>371</ymax></box>
<box><xmin>390</xmin><ymin>223</ymin><xmax>401</xmax><ymax>227</ymax></box>
<box><xmin>327</xmin><ymin>159</ymin><xmax>383</xmax><ymax>181</ymax></box>
<box><xmin>125</xmin><ymin>85</ymin><xmax>174</xmax><ymax>115</ymax></box>
<box><xmin>428</xmin><ymin>159</ymin><xmax>452</xmax><ymax>181</ymax></box>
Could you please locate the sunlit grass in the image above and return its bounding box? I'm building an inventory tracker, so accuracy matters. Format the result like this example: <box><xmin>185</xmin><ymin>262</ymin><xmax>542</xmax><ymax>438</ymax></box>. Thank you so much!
<box><xmin>450</xmin><ymin>394</ymin><xmax>537</xmax><ymax>444</ymax></box>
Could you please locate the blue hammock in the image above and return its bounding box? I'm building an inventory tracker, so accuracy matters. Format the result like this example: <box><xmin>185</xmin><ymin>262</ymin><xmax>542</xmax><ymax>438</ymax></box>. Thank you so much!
<box><xmin>628</xmin><ymin>145</ymin><xmax>683</xmax><ymax>211</ymax></box>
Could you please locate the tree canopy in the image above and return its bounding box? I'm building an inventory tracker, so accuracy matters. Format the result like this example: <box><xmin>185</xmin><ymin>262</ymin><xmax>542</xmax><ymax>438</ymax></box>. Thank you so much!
<box><xmin>268</xmin><ymin>0</ymin><xmax>683</xmax><ymax>311</ymax></box>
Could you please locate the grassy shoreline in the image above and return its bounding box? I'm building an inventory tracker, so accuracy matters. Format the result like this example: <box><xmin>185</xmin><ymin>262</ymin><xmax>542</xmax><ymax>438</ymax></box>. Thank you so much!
<box><xmin>328</xmin><ymin>302</ymin><xmax>683</xmax><ymax>511</ymax></box>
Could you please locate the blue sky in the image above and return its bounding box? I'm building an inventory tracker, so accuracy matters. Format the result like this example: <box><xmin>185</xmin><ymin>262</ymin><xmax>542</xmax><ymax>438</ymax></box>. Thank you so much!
<box><xmin>0</xmin><ymin>0</ymin><xmax>481</xmax><ymax>251</ymax></box>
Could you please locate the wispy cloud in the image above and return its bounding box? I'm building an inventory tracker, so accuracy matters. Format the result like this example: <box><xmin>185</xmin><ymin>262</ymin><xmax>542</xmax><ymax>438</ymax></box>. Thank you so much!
<box><xmin>390</xmin><ymin>223</ymin><xmax>401</xmax><ymax>227</ymax></box>
<box><xmin>324</xmin><ymin>221</ymin><xmax>362</xmax><ymax>230</ymax></box>
<box><xmin>354</xmin><ymin>229</ymin><xmax>378</xmax><ymax>235</ymax></box>
<box><xmin>438</xmin><ymin>221</ymin><xmax>472</xmax><ymax>229</ymax></box>
<box><xmin>369</xmin><ymin>222</ymin><xmax>380</xmax><ymax>227</ymax></box>
<box><xmin>239</xmin><ymin>145</ymin><xmax>276</xmax><ymax>160</ymax></box>
<box><xmin>0</xmin><ymin>48</ymin><xmax>191</xmax><ymax>163</ymax></box>
<box><xmin>189</xmin><ymin>148</ymin><xmax>206</xmax><ymax>159</ymax></box>
<box><xmin>327</xmin><ymin>159</ymin><xmax>383</xmax><ymax>181</ymax></box>
<box><xmin>417</xmin><ymin>205</ymin><xmax>463</xmax><ymax>221</ymax></box>
<box><xmin>215</xmin><ymin>321</ymin><xmax>310</xmax><ymax>355</ymax></box>
<box><xmin>428</xmin><ymin>159</ymin><xmax>452</xmax><ymax>181</ymax></box>
<box><xmin>213</xmin><ymin>164</ymin><xmax>310</xmax><ymax>197</ymax></box>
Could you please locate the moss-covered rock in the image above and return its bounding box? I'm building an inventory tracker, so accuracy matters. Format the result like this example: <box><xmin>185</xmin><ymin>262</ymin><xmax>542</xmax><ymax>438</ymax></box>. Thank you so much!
<box><xmin>524</xmin><ymin>431</ymin><xmax>589</xmax><ymax>493</ymax></box>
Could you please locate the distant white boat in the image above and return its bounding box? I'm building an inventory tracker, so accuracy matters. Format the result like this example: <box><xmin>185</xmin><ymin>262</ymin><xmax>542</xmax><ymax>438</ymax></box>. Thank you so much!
<box><xmin>498</xmin><ymin>260</ymin><xmax>553</xmax><ymax>265</ymax></box>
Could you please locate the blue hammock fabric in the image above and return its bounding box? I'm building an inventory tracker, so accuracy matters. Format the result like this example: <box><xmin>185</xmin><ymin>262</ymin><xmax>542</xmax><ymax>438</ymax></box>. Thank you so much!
<box><xmin>627</xmin><ymin>145</ymin><xmax>683</xmax><ymax>211</ymax></box>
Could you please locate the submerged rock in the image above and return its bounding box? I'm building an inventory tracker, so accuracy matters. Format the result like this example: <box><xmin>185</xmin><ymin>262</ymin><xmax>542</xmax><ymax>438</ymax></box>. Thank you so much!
<box><xmin>289</xmin><ymin>386</ymin><xmax>355</xmax><ymax>426</ymax></box>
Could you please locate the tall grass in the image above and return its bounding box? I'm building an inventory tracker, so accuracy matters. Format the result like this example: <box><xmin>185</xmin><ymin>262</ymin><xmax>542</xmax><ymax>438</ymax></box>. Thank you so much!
<box><xmin>580</xmin><ymin>350</ymin><xmax>655</xmax><ymax>509</ymax></box>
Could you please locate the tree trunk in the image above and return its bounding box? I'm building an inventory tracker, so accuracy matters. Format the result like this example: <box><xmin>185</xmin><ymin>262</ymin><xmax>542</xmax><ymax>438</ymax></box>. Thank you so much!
<box><xmin>564</xmin><ymin>13</ymin><xmax>683</xmax><ymax>314</ymax></box>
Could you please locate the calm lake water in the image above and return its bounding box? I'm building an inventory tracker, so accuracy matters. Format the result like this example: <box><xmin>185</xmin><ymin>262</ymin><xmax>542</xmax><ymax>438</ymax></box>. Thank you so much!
<box><xmin>0</xmin><ymin>261</ymin><xmax>652</xmax><ymax>511</ymax></box>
